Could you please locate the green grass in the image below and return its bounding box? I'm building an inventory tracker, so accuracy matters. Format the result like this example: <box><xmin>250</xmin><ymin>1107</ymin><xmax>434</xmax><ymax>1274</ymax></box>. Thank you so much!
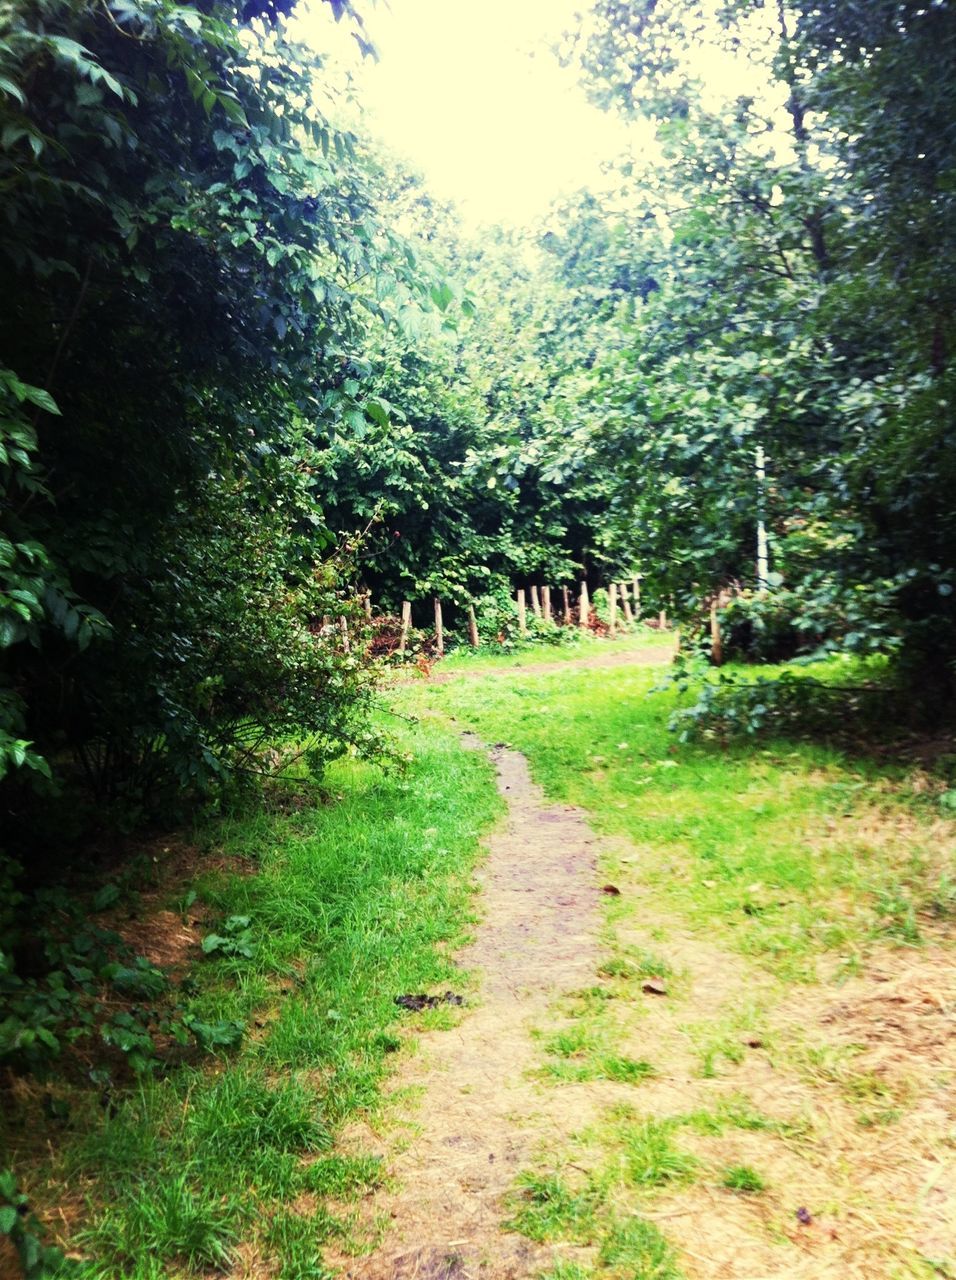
<box><xmin>408</xmin><ymin>657</ymin><xmax>954</xmax><ymax>980</ymax></box>
<box><xmin>598</xmin><ymin>1215</ymin><xmax>684</xmax><ymax>1278</ymax></box>
<box><xmin>618</xmin><ymin>1120</ymin><xmax>698</xmax><ymax>1188</ymax></box>
<box><xmin>505</xmin><ymin>1173</ymin><xmax>601</xmax><ymax>1243</ymax></box>
<box><xmin>431</xmin><ymin>626</ymin><xmax>672</xmax><ymax>674</ymax></box>
<box><xmin>5</xmin><ymin>718</ymin><xmax>500</xmax><ymax>1278</ymax></box>
<box><xmin>721</xmin><ymin>1164</ymin><xmax>767</xmax><ymax>1193</ymax></box>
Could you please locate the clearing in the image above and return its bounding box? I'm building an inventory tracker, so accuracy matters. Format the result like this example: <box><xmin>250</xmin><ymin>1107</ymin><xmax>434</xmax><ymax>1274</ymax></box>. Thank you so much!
<box><xmin>3</xmin><ymin>638</ymin><xmax>954</xmax><ymax>1280</ymax></box>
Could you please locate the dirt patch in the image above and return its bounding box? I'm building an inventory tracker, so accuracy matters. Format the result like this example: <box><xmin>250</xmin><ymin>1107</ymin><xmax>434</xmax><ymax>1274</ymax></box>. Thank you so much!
<box><xmin>329</xmin><ymin>743</ymin><xmax>605</xmax><ymax>1279</ymax></box>
<box><xmin>115</xmin><ymin>907</ymin><xmax>201</xmax><ymax>977</ymax></box>
<box><xmin>570</xmin><ymin>872</ymin><xmax>956</xmax><ymax>1279</ymax></box>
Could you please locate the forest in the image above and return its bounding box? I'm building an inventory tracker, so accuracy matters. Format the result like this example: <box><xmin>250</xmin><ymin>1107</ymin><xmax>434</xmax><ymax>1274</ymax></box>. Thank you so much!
<box><xmin>1</xmin><ymin>1</ymin><xmax>954</xmax><ymax>1277</ymax></box>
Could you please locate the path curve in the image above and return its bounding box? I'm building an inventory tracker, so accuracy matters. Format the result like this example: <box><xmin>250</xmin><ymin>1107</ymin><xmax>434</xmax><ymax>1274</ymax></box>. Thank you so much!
<box><xmin>340</xmin><ymin>739</ymin><xmax>603</xmax><ymax>1280</ymax></box>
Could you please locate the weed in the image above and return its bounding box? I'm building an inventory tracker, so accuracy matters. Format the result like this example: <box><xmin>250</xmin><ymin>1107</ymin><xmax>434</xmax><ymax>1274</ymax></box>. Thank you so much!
<box><xmin>722</xmin><ymin>1165</ymin><xmax>766</xmax><ymax>1193</ymax></box>
<box><xmin>598</xmin><ymin>1215</ymin><xmax>683</xmax><ymax>1278</ymax></box>
<box><xmin>681</xmin><ymin>1093</ymin><xmax>777</xmax><ymax>1136</ymax></box>
<box><xmin>536</xmin><ymin>1263</ymin><xmax>592</xmax><ymax>1280</ymax></box>
<box><xmin>599</xmin><ymin>1055</ymin><xmax>656</xmax><ymax>1083</ymax></box>
<box><xmin>81</xmin><ymin>1173</ymin><xmax>239</xmax><ymax>1272</ymax></box>
<box><xmin>619</xmin><ymin>1120</ymin><xmax>697</xmax><ymax>1188</ymax></box>
<box><xmin>299</xmin><ymin>1155</ymin><xmax>383</xmax><ymax>1197</ymax></box>
<box><xmin>599</xmin><ymin>948</ymin><xmax>673</xmax><ymax>981</ymax></box>
<box><xmin>265</xmin><ymin>1209</ymin><xmax>342</xmax><ymax>1279</ymax></box>
<box><xmin>506</xmin><ymin>1173</ymin><xmax>601</xmax><ymax>1243</ymax></box>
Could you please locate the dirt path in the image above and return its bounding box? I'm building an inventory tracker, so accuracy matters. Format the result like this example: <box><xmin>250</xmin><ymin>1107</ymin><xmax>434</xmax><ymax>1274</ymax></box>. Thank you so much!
<box><xmin>335</xmin><ymin>739</ymin><xmax>605</xmax><ymax>1280</ymax></box>
<box><xmin>427</xmin><ymin>643</ymin><xmax>675</xmax><ymax>682</ymax></box>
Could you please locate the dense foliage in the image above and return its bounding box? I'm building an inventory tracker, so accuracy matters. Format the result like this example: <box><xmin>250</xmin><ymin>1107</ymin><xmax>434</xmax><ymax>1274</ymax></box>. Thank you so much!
<box><xmin>555</xmin><ymin>0</ymin><xmax>956</xmax><ymax>707</ymax></box>
<box><xmin>0</xmin><ymin>0</ymin><xmax>415</xmax><ymax>837</ymax></box>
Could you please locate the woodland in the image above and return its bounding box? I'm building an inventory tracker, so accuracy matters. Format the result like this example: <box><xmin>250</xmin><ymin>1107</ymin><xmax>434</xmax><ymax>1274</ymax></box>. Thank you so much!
<box><xmin>1</xmin><ymin>0</ymin><xmax>955</xmax><ymax>1276</ymax></box>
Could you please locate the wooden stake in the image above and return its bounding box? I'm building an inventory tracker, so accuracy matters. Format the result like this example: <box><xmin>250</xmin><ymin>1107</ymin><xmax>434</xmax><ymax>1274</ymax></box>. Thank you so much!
<box><xmin>659</xmin><ymin>609</ymin><xmax>667</xmax><ymax>630</ymax></box>
<box><xmin>710</xmin><ymin>597</ymin><xmax>723</xmax><ymax>666</ymax></box>
<box><xmin>516</xmin><ymin>588</ymin><xmax>527</xmax><ymax>636</ymax></box>
<box><xmin>608</xmin><ymin>583</ymin><xmax>618</xmax><ymax>636</ymax></box>
<box><xmin>399</xmin><ymin>600</ymin><xmax>412</xmax><ymax>655</ymax></box>
<box><xmin>620</xmin><ymin>583</ymin><xmax>634</xmax><ymax>625</ymax></box>
<box><xmin>434</xmin><ymin>597</ymin><xmax>444</xmax><ymax>656</ymax></box>
<box><xmin>339</xmin><ymin>615</ymin><xmax>350</xmax><ymax>654</ymax></box>
<box><xmin>562</xmin><ymin>586</ymin><xmax>571</xmax><ymax>625</ymax></box>
<box><xmin>363</xmin><ymin>591</ymin><xmax>372</xmax><ymax>620</ymax></box>
<box><xmin>633</xmin><ymin>576</ymin><xmax>642</xmax><ymax>619</ymax></box>
<box><xmin>541</xmin><ymin>585</ymin><xmax>552</xmax><ymax>623</ymax></box>
<box><xmin>579</xmin><ymin>581</ymin><xmax>590</xmax><ymax>631</ymax></box>
<box><xmin>467</xmin><ymin>603</ymin><xmax>480</xmax><ymax>649</ymax></box>
<box><xmin>529</xmin><ymin>584</ymin><xmax>542</xmax><ymax>618</ymax></box>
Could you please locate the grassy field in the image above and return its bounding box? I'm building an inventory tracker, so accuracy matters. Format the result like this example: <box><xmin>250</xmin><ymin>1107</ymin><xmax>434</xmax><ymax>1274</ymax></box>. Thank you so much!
<box><xmin>1</xmin><ymin>719</ymin><xmax>500</xmax><ymax>1279</ymax></box>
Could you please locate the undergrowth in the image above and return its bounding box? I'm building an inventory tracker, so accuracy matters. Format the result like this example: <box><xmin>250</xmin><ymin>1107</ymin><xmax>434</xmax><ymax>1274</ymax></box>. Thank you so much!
<box><xmin>1</xmin><ymin>719</ymin><xmax>499</xmax><ymax>1277</ymax></box>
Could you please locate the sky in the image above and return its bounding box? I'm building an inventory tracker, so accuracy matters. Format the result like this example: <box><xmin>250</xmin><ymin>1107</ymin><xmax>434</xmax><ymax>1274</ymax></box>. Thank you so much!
<box><xmin>295</xmin><ymin>0</ymin><xmax>637</xmax><ymax>229</ymax></box>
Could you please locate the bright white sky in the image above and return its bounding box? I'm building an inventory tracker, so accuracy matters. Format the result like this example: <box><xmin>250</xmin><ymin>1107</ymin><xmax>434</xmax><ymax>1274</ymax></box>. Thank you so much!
<box><xmin>295</xmin><ymin>0</ymin><xmax>638</xmax><ymax>229</ymax></box>
<box><xmin>293</xmin><ymin>0</ymin><xmax>777</xmax><ymax>230</ymax></box>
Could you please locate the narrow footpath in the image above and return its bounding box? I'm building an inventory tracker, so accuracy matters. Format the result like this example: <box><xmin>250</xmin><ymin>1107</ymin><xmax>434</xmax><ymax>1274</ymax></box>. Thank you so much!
<box><xmin>337</xmin><ymin>739</ymin><xmax>604</xmax><ymax>1280</ymax></box>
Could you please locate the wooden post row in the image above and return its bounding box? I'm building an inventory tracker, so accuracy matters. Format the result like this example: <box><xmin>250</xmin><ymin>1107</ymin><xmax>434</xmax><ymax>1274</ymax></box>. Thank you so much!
<box><xmin>516</xmin><ymin>588</ymin><xmax>527</xmax><ymax>636</ymax></box>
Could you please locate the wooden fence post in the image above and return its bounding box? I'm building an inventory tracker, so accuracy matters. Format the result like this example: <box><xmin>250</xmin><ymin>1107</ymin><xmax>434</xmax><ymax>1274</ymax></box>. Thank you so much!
<box><xmin>710</xmin><ymin>597</ymin><xmax>723</xmax><ymax>666</ymax></box>
<box><xmin>363</xmin><ymin>592</ymin><xmax>372</xmax><ymax>620</ymax></box>
<box><xmin>516</xmin><ymin>588</ymin><xmax>527</xmax><ymax>636</ymax></box>
<box><xmin>620</xmin><ymin>583</ymin><xmax>634</xmax><ymax>625</ymax></box>
<box><xmin>658</xmin><ymin>608</ymin><xmax>667</xmax><ymax>630</ymax></box>
<box><xmin>434</xmin><ymin>598</ymin><xmax>444</xmax><ymax>656</ymax></box>
<box><xmin>608</xmin><ymin>583</ymin><xmax>618</xmax><ymax>636</ymax></box>
<box><xmin>339</xmin><ymin>615</ymin><xmax>350</xmax><ymax>654</ymax></box>
<box><xmin>529</xmin><ymin>584</ymin><xmax>542</xmax><ymax>618</ymax></box>
<box><xmin>579</xmin><ymin>581</ymin><xmax>590</xmax><ymax>631</ymax></box>
<box><xmin>399</xmin><ymin>600</ymin><xmax>412</xmax><ymax>655</ymax></box>
<box><xmin>632</xmin><ymin>576</ymin><xmax>642</xmax><ymax>619</ymax></box>
<box><xmin>541</xmin><ymin>585</ymin><xmax>552</xmax><ymax>623</ymax></box>
<box><xmin>467</xmin><ymin>603</ymin><xmax>480</xmax><ymax>649</ymax></box>
<box><xmin>562</xmin><ymin>586</ymin><xmax>571</xmax><ymax>625</ymax></box>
